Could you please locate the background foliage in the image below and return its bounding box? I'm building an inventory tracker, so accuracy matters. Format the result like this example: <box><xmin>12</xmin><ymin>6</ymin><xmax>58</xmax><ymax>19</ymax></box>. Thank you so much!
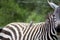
<box><xmin>0</xmin><ymin>0</ymin><xmax>60</xmax><ymax>26</ymax></box>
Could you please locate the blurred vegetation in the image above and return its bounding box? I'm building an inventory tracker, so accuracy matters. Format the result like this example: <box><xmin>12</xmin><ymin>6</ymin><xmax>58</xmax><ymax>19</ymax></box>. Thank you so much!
<box><xmin>0</xmin><ymin>0</ymin><xmax>60</xmax><ymax>26</ymax></box>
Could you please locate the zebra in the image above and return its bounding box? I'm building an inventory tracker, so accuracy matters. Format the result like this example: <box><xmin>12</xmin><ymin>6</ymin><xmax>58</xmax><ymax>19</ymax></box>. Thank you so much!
<box><xmin>0</xmin><ymin>1</ymin><xmax>60</xmax><ymax>40</ymax></box>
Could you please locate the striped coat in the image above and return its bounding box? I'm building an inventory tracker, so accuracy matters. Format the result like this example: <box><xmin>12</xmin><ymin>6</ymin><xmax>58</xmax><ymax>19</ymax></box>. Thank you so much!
<box><xmin>0</xmin><ymin>1</ymin><xmax>60</xmax><ymax>40</ymax></box>
<box><xmin>0</xmin><ymin>22</ymin><xmax>45</xmax><ymax>40</ymax></box>
<box><xmin>0</xmin><ymin>17</ymin><xmax>58</xmax><ymax>40</ymax></box>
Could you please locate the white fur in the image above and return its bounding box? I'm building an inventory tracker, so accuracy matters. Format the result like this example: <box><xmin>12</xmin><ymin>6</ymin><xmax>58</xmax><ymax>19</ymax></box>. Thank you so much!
<box><xmin>3</xmin><ymin>28</ymin><xmax>15</xmax><ymax>40</ymax></box>
<box><xmin>0</xmin><ymin>33</ymin><xmax>12</xmax><ymax>40</ymax></box>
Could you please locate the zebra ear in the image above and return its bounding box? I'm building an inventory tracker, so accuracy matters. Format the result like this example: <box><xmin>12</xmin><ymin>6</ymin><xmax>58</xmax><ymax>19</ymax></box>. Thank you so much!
<box><xmin>47</xmin><ymin>0</ymin><xmax>59</xmax><ymax>9</ymax></box>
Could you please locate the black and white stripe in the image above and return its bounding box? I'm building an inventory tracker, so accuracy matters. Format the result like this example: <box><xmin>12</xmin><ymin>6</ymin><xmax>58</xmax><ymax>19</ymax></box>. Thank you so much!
<box><xmin>23</xmin><ymin>13</ymin><xmax>58</xmax><ymax>40</ymax></box>
<box><xmin>0</xmin><ymin>22</ymin><xmax>35</xmax><ymax>40</ymax></box>
<box><xmin>0</xmin><ymin>22</ymin><xmax>24</xmax><ymax>40</ymax></box>
<box><xmin>0</xmin><ymin>14</ymin><xmax>58</xmax><ymax>40</ymax></box>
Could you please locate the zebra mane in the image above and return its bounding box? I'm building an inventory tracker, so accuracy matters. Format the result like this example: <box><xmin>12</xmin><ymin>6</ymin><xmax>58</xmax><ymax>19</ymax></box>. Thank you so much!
<box><xmin>45</xmin><ymin>12</ymin><xmax>55</xmax><ymax>26</ymax></box>
<box><xmin>46</xmin><ymin>12</ymin><xmax>54</xmax><ymax>20</ymax></box>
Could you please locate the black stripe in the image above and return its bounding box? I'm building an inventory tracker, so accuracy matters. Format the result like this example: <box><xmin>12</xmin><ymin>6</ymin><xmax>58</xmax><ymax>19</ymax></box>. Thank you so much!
<box><xmin>30</xmin><ymin>25</ymin><xmax>38</xmax><ymax>40</ymax></box>
<box><xmin>11</xmin><ymin>24</ymin><xmax>22</xmax><ymax>40</ymax></box>
<box><xmin>37</xmin><ymin>24</ymin><xmax>43</xmax><ymax>40</ymax></box>
<box><xmin>27</xmin><ymin>25</ymin><xmax>35</xmax><ymax>40</ymax></box>
<box><xmin>23</xmin><ymin>24</ymin><xmax>32</xmax><ymax>40</ymax></box>
<box><xmin>37</xmin><ymin>24</ymin><xmax>42</xmax><ymax>37</ymax></box>
<box><xmin>18</xmin><ymin>24</ymin><xmax>24</xmax><ymax>30</ymax></box>
<box><xmin>1</xmin><ymin>29</ymin><xmax>12</xmax><ymax>40</ymax></box>
<box><xmin>34</xmin><ymin>24</ymin><xmax>40</xmax><ymax>39</ymax></box>
<box><xmin>33</xmin><ymin>26</ymin><xmax>39</xmax><ymax>40</ymax></box>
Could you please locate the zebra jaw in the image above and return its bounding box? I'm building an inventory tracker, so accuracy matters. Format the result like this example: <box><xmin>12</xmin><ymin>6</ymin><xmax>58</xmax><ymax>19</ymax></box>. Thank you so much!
<box><xmin>47</xmin><ymin>0</ymin><xmax>59</xmax><ymax>9</ymax></box>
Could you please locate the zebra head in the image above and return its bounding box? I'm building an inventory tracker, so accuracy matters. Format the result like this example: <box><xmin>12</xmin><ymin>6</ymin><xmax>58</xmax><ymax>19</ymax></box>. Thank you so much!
<box><xmin>48</xmin><ymin>0</ymin><xmax>60</xmax><ymax>32</ymax></box>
